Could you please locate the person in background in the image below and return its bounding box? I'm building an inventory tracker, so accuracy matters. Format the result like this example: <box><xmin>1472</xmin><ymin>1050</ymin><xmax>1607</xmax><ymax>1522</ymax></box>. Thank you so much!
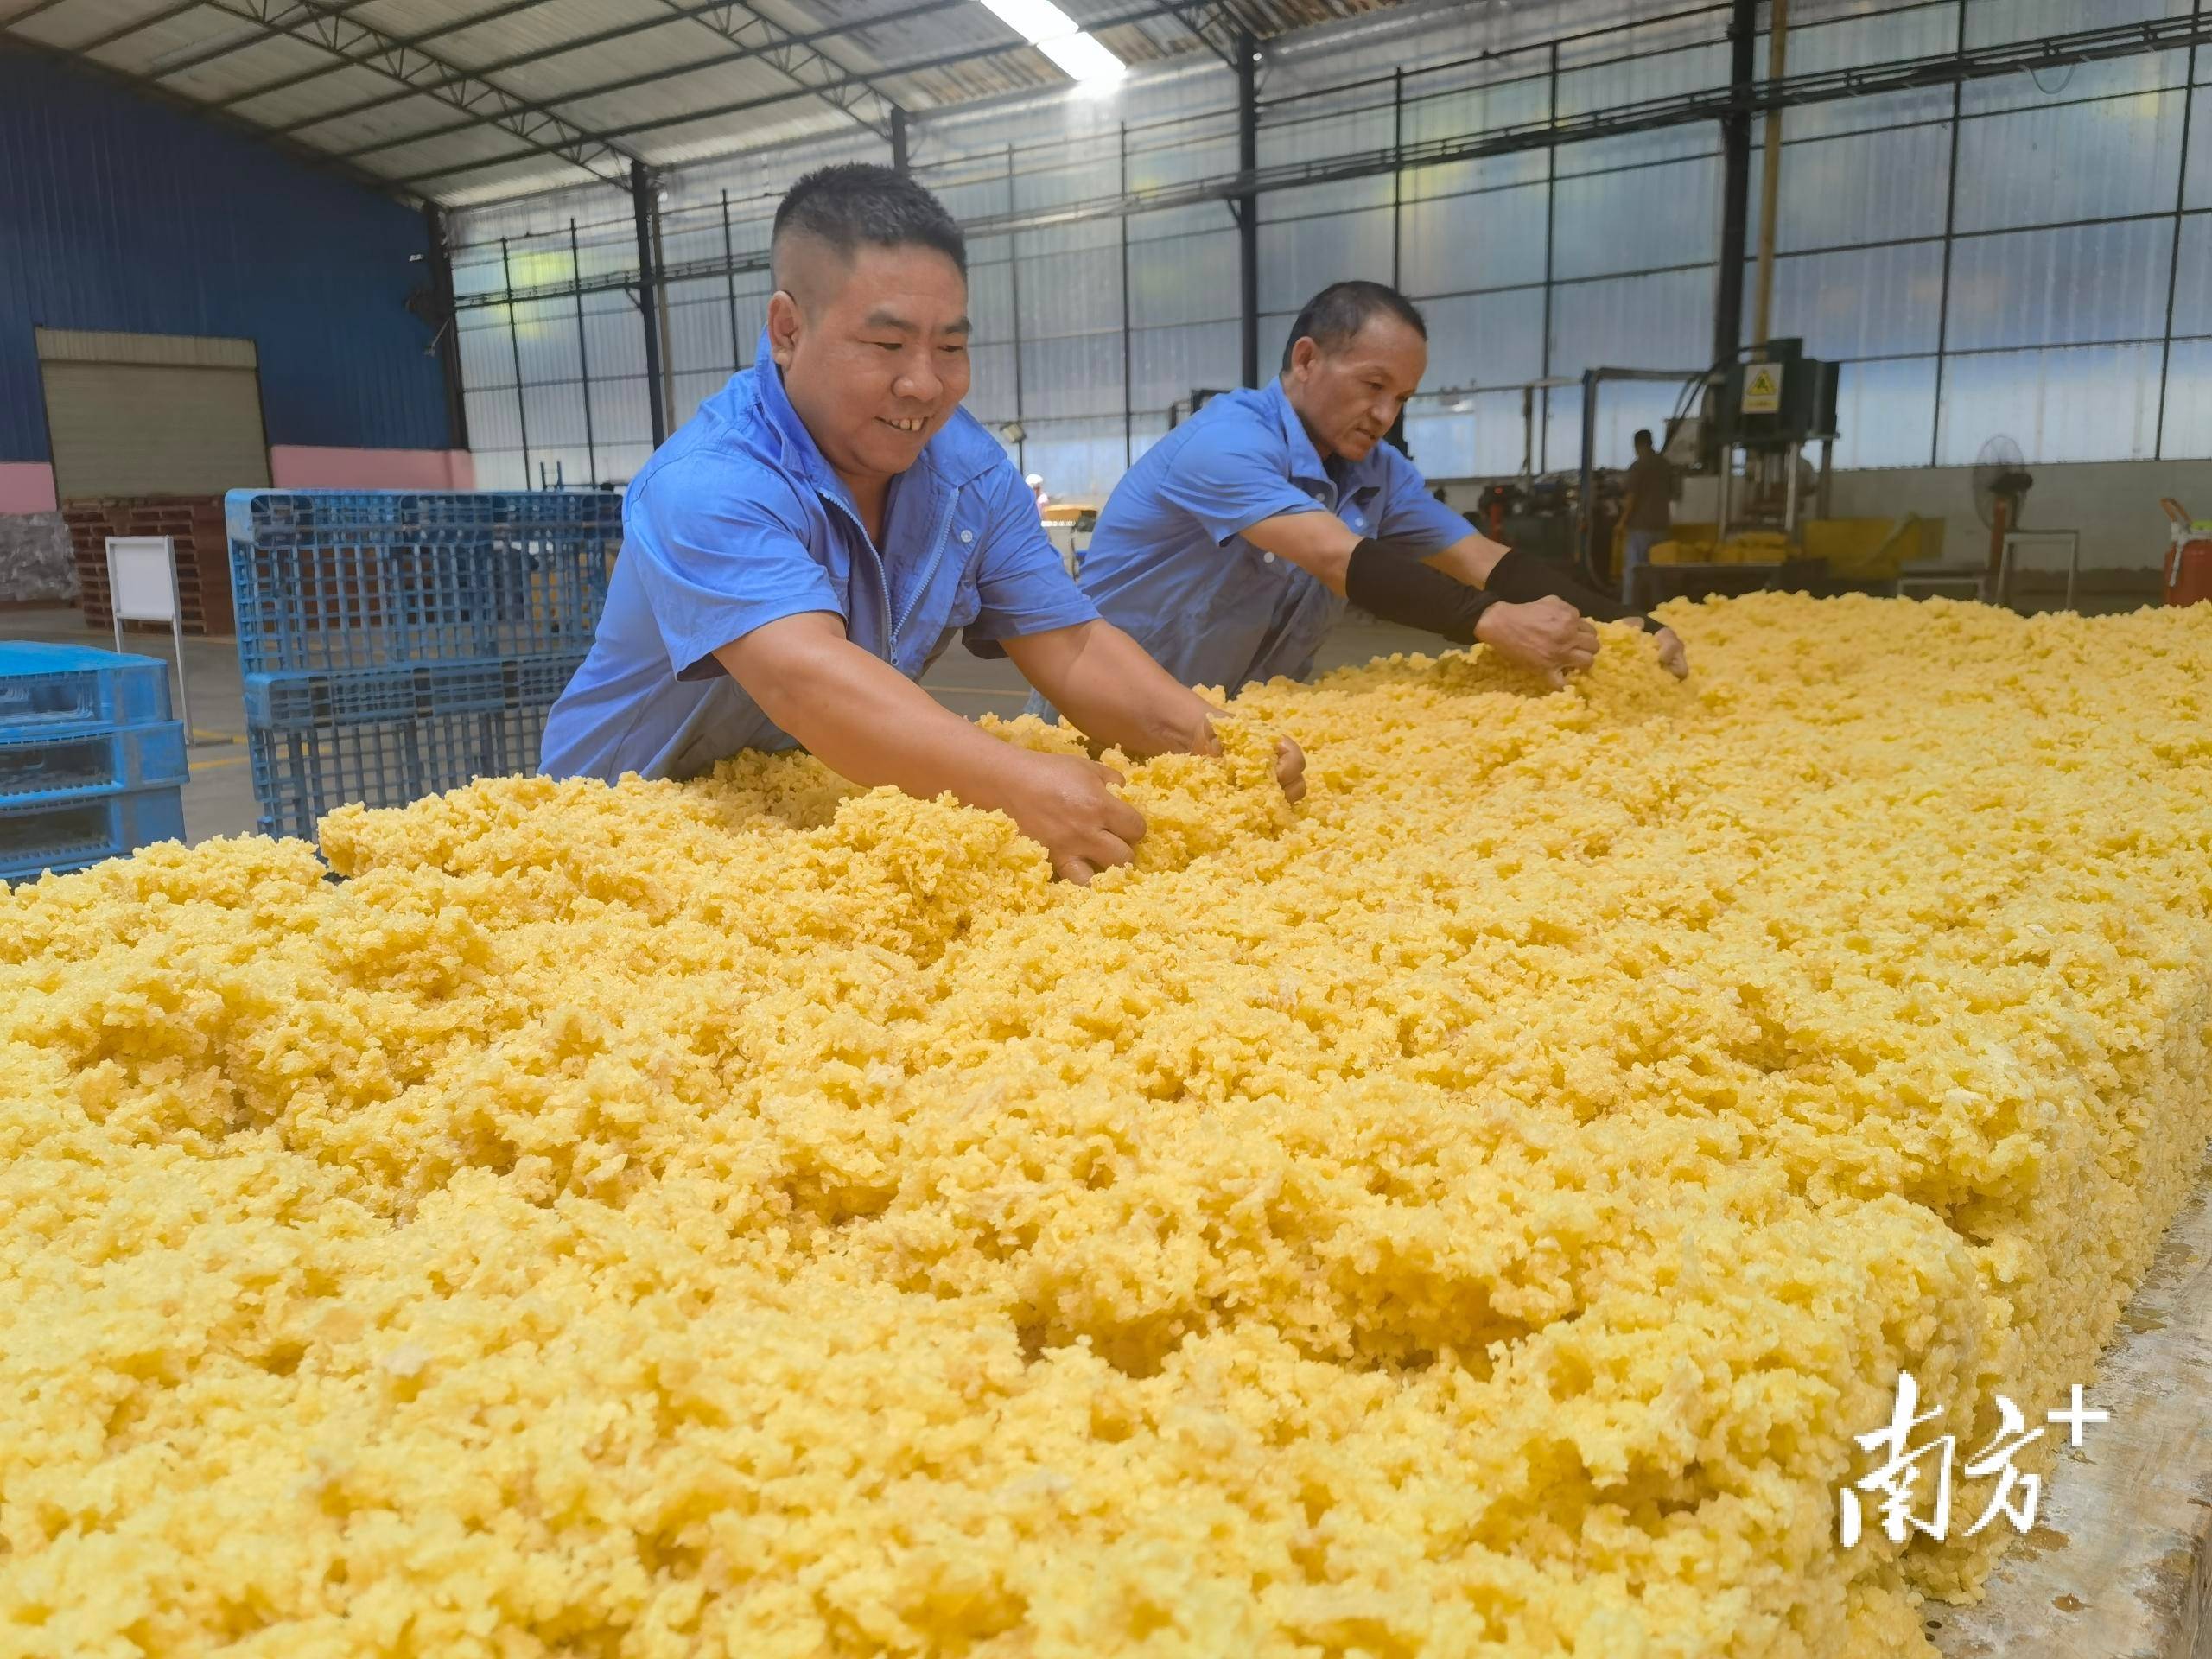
<box><xmin>1618</xmin><ymin>427</ymin><xmax>1675</xmax><ymax>607</ymax></box>
<box><xmin>541</xmin><ymin>163</ymin><xmax>1303</xmax><ymax>886</ymax></box>
<box><xmin>1027</xmin><ymin>473</ymin><xmax>1051</xmax><ymax>519</ymax></box>
<box><xmin>1056</xmin><ymin>280</ymin><xmax>1688</xmax><ymax>711</ymax></box>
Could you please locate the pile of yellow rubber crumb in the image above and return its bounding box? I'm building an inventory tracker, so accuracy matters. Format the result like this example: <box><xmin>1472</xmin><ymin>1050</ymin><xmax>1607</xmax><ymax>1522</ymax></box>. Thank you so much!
<box><xmin>3</xmin><ymin>594</ymin><xmax>2209</xmax><ymax>1659</ymax></box>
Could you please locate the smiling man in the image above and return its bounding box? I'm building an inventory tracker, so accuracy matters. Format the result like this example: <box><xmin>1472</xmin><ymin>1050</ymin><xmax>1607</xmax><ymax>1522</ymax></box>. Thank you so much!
<box><xmin>543</xmin><ymin>164</ymin><xmax>1300</xmax><ymax>884</ymax></box>
<box><xmin>1064</xmin><ymin>280</ymin><xmax>1688</xmax><ymax>701</ymax></box>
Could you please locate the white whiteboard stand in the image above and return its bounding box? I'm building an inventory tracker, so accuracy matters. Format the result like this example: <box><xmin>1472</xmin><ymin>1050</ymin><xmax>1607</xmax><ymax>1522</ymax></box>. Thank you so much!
<box><xmin>105</xmin><ymin>535</ymin><xmax>198</xmax><ymax>741</ymax></box>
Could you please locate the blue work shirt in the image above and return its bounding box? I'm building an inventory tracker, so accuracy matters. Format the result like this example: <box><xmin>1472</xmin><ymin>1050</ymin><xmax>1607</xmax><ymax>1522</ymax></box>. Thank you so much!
<box><xmin>542</xmin><ymin>341</ymin><xmax>1097</xmax><ymax>782</ymax></box>
<box><xmin>1072</xmin><ymin>378</ymin><xmax>1476</xmax><ymax>692</ymax></box>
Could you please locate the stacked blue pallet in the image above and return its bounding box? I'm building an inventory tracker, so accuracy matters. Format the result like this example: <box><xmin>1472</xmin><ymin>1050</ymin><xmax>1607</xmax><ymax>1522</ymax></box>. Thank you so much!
<box><xmin>227</xmin><ymin>489</ymin><xmax>621</xmax><ymax>841</ymax></box>
<box><xmin>0</xmin><ymin>642</ymin><xmax>189</xmax><ymax>882</ymax></box>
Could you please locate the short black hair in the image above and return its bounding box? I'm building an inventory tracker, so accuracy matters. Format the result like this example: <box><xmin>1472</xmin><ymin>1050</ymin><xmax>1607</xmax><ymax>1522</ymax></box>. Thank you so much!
<box><xmin>771</xmin><ymin>163</ymin><xmax>967</xmax><ymax>289</ymax></box>
<box><xmin>1633</xmin><ymin>428</ymin><xmax>1655</xmax><ymax>448</ymax></box>
<box><xmin>1281</xmin><ymin>280</ymin><xmax>1427</xmax><ymax>372</ymax></box>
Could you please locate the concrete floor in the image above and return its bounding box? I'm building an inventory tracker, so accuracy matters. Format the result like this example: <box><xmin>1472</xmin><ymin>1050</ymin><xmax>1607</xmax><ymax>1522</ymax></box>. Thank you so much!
<box><xmin>0</xmin><ymin>606</ymin><xmax>1440</xmax><ymax>844</ymax></box>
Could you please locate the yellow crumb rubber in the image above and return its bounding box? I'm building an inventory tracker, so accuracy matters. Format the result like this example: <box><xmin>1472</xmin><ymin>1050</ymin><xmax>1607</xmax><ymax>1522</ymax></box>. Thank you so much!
<box><xmin>3</xmin><ymin>594</ymin><xmax>2209</xmax><ymax>1657</ymax></box>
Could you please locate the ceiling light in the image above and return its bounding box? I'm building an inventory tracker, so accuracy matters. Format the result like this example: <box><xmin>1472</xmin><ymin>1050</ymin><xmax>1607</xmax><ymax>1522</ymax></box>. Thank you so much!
<box><xmin>976</xmin><ymin>0</ymin><xmax>1080</xmax><ymax>35</ymax></box>
<box><xmin>1036</xmin><ymin>31</ymin><xmax>1127</xmax><ymax>88</ymax></box>
<box><xmin>972</xmin><ymin>0</ymin><xmax>1128</xmax><ymax>90</ymax></box>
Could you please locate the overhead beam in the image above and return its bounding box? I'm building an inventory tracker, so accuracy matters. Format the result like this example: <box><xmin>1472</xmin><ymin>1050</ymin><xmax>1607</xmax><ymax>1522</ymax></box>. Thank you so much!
<box><xmin>660</xmin><ymin>0</ymin><xmax>907</xmax><ymax>143</ymax></box>
<box><xmin>388</xmin><ymin>2</ymin><xmax>1190</xmax><ymax>190</ymax></box>
<box><xmin>204</xmin><ymin>0</ymin><xmax>553</xmax><ymax>111</ymax></box>
<box><xmin>61</xmin><ymin>0</ymin><xmax>282</xmax><ymax>62</ymax></box>
<box><xmin>1154</xmin><ymin>0</ymin><xmax>1242</xmax><ymax>68</ymax></box>
<box><xmin>130</xmin><ymin>0</ymin><xmax>383</xmax><ymax>84</ymax></box>
<box><xmin>284</xmin><ymin>0</ymin><xmax>964</xmax><ymax>143</ymax></box>
<box><xmin>0</xmin><ymin>0</ymin><xmax>91</xmax><ymax>31</ymax></box>
<box><xmin>187</xmin><ymin>0</ymin><xmax>646</xmax><ymax>190</ymax></box>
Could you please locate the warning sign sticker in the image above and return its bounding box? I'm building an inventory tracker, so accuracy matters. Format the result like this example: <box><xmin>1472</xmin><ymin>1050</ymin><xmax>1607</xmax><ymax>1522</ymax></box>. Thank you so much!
<box><xmin>1742</xmin><ymin>362</ymin><xmax>1783</xmax><ymax>415</ymax></box>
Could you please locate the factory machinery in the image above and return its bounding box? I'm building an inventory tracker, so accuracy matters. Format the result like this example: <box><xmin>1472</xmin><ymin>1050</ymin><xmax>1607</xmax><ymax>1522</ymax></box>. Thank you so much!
<box><xmin>1441</xmin><ymin>341</ymin><xmax>1993</xmax><ymax>609</ymax></box>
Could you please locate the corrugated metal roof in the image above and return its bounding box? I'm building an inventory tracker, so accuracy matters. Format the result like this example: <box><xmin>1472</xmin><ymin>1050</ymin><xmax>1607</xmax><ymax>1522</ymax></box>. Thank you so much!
<box><xmin>0</xmin><ymin>0</ymin><xmax>1413</xmax><ymax>205</ymax></box>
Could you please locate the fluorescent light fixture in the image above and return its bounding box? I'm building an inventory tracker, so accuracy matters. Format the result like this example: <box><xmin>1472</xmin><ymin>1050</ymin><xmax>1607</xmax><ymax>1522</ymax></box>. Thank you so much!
<box><xmin>1036</xmin><ymin>31</ymin><xmax>1127</xmax><ymax>87</ymax></box>
<box><xmin>973</xmin><ymin>0</ymin><xmax>1128</xmax><ymax>89</ymax></box>
<box><xmin>975</xmin><ymin>0</ymin><xmax>1081</xmax><ymax>35</ymax></box>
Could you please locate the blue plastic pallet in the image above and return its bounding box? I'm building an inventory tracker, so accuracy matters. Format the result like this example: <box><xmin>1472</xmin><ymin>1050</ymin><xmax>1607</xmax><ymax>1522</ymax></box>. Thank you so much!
<box><xmin>243</xmin><ymin>652</ymin><xmax>586</xmax><ymax>731</ymax></box>
<box><xmin>226</xmin><ymin>489</ymin><xmax>620</xmax><ymax>677</ymax></box>
<box><xmin>0</xmin><ymin>721</ymin><xmax>188</xmax><ymax>803</ymax></box>
<box><xmin>0</xmin><ymin>782</ymin><xmax>187</xmax><ymax>882</ymax></box>
<box><xmin>0</xmin><ymin>642</ymin><xmax>172</xmax><ymax>738</ymax></box>
<box><xmin>249</xmin><ymin>702</ymin><xmax>555</xmax><ymax>842</ymax></box>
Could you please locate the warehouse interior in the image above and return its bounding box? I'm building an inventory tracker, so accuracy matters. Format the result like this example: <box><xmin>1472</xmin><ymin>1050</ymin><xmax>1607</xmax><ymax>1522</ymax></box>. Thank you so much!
<box><xmin>3</xmin><ymin>2</ymin><xmax>2211</xmax><ymax>1656</ymax></box>
<box><xmin>8</xmin><ymin>0</ymin><xmax>2212</xmax><ymax>607</ymax></box>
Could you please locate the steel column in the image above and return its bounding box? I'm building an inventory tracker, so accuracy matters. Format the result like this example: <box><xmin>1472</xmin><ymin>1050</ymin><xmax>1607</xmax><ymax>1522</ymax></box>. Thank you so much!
<box><xmin>1713</xmin><ymin>0</ymin><xmax>1758</xmax><ymax>365</ymax></box>
<box><xmin>632</xmin><ymin>160</ymin><xmax>666</xmax><ymax>447</ymax></box>
<box><xmin>1237</xmin><ymin>30</ymin><xmax>1261</xmax><ymax>386</ymax></box>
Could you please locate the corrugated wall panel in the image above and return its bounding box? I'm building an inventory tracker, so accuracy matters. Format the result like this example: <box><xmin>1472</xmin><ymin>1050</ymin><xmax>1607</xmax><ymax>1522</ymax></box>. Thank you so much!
<box><xmin>0</xmin><ymin>49</ymin><xmax>449</xmax><ymax>463</ymax></box>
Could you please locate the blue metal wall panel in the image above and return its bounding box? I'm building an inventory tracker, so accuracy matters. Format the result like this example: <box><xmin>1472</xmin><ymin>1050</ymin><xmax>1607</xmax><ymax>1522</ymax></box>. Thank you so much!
<box><xmin>0</xmin><ymin>51</ymin><xmax>449</xmax><ymax>462</ymax></box>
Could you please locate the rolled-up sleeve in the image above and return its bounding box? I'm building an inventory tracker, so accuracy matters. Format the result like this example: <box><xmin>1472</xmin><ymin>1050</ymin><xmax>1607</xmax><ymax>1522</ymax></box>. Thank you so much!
<box><xmin>623</xmin><ymin>454</ymin><xmax>843</xmax><ymax>682</ymax></box>
<box><xmin>1374</xmin><ymin>444</ymin><xmax>1478</xmax><ymax>550</ymax></box>
<box><xmin>1155</xmin><ymin>417</ymin><xmax>1326</xmax><ymax>545</ymax></box>
<box><xmin>963</xmin><ymin>463</ymin><xmax>1101</xmax><ymax>658</ymax></box>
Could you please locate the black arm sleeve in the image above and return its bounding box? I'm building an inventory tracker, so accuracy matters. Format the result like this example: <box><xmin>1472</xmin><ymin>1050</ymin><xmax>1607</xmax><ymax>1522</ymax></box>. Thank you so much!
<box><xmin>1344</xmin><ymin>538</ymin><xmax>1502</xmax><ymax>645</ymax></box>
<box><xmin>1484</xmin><ymin>547</ymin><xmax>1655</xmax><ymax>628</ymax></box>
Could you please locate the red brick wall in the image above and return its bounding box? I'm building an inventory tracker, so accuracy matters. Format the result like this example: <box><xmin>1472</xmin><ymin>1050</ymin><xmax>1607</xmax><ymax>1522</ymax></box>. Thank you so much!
<box><xmin>63</xmin><ymin>497</ymin><xmax>235</xmax><ymax>638</ymax></box>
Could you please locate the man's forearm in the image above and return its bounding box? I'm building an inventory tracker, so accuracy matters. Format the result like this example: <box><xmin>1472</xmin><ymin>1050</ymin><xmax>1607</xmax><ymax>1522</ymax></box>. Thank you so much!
<box><xmin>719</xmin><ymin>634</ymin><xmax>1027</xmax><ymax>813</ymax></box>
<box><xmin>1027</xmin><ymin>623</ymin><xmax>1216</xmax><ymax>759</ymax></box>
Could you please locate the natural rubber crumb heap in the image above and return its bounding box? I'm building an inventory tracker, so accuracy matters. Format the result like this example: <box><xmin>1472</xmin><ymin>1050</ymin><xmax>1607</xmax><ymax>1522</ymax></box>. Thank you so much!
<box><xmin>2</xmin><ymin>593</ymin><xmax>2209</xmax><ymax>1658</ymax></box>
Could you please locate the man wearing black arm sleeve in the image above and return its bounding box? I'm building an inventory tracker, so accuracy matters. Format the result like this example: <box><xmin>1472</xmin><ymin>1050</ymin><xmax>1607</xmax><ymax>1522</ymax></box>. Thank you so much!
<box><xmin>1345</xmin><ymin>534</ymin><xmax>1673</xmax><ymax>672</ymax></box>
<box><xmin>1053</xmin><ymin>278</ymin><xmax>1689</xmax><ymax>704</ymax></box>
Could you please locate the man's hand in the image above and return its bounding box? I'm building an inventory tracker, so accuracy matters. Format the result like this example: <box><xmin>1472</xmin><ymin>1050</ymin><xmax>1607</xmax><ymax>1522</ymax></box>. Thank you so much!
<box><xmin>1619</xmin><ymin>617</ymin><xmax>1691</xmax><ymax>679</ymax></box>
<box><xmin>999</xmin><ymin>749</ymin><xmax>1148</xmax><ymax>886</ymax></box>
<box><xmin>1006</xmin><ymin>622</ymin><xmax>1308</xmax><ymax>808</ymax></box>
<box><xmin>1473</xmin><ymin>596</ymin><xmax>1599</xmax><ymax>688</ymax></box>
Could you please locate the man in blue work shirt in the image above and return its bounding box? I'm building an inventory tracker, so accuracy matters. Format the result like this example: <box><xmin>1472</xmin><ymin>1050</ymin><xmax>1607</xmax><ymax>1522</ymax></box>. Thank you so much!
<box><xmin>1066</xmin><ymin>281</ymin><xmax>1688</xmax><ymax>700</ymax></box>
<box><xmin>543</xmin><ymin>164</ymin><xmax>1302</xmax><ymax>885</ymax></box>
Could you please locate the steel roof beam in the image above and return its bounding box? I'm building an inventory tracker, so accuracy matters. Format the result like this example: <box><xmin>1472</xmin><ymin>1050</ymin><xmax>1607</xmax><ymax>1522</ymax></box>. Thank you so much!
<box><xmin>203</xmin><ymin>0</ymin><xmax>555</xmax><ymax>110</ymax></box>
<box><xmin>389</xmin><ymin>1</ymin><xmax>1190</xmax><ymax>189</ymax></box>
<box><xmin>1152</xmin><ymin>0</ymin><xmax>1241</xmax><ymax>67</ymax></box>
<box><xmin>128</xmin><ymin>0</ymin><xmax>383</xmax><ymax>83</ymax></box>
<box><xmin>271</xmin><ymin>0</ymin><xmax>965</xmax><ymax>138</ymax></box>
<box><xmin>188</xmin><ymin>0</ymin><xmax>646</xmax><ymax>188</ymax></box>
<box><xmin>664</xmin><ymin>0</ymin><xmax>908</xmax><ymax>143</ymax></box>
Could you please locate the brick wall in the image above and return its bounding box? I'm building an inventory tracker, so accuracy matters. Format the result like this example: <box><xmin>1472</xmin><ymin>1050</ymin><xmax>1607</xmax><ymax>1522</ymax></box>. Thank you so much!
<box><xmin>64</xmin><ymin>497</ymin><xmax>234</xmax><ymax>637</ymax></box>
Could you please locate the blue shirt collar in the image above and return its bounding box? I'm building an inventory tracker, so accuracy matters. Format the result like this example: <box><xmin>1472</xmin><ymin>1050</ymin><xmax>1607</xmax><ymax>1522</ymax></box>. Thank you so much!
<box><xmin>1262</xmin><ymin>377</ymin><xmax>1337</xmax><ymax>489</ymax></box>
<box><xmin>751</xmin><ymin>330</ymin><xmax>860</xmax><ymax>509</ymax></box>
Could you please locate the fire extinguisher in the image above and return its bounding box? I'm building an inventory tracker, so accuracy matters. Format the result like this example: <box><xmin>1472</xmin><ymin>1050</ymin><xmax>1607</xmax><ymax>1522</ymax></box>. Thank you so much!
<box><xmin>2158</xmin><ymin>499</ymin><xmax>2212</xmax><ymax>607</ymax></box>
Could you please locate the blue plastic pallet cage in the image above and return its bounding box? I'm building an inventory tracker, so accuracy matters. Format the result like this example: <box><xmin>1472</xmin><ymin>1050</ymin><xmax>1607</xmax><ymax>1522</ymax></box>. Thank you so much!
<box><xmin>0</xmin><ymin>782</ymin><xmax>188</xmax><ymax>882</ymax></box>
<box><xmin>0</xmin><ymin>721</ymin><xmax>189</xmax><ymax>804</ymax></box>
<box><xmin>249</xmin><ymin>702</ymin><xmax>556</xmax><ymax>842</ymax></box>
<box><xmin>243</xmin><ymin>651</ymin><xmax>588</xmax><ymax>732</ymax></box>
<box><xmin>227</xmin><ymin>489</ymin><xmax>621</xmax><ymax>675</ymax></box>
<box><xmin>228</xmin><ymin>490</ymin><xmax>616</xmax><ymax>838</ymax></box>
<box><xmin>0</xmin><ymin>641</ymin><xmax>172</xmax><ymax>737</ymax></box>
